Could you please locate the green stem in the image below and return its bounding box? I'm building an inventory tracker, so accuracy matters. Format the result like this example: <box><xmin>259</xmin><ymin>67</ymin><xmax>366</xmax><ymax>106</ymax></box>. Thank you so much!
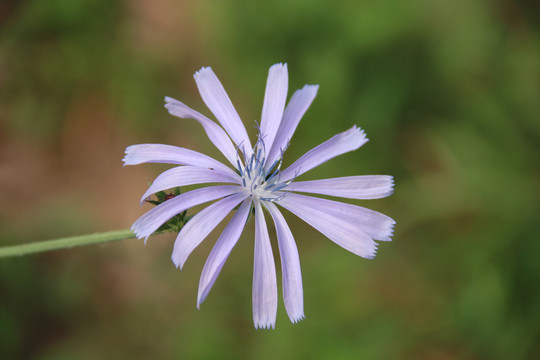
<box><xmin>0</xmin><ymin>229</ymin><xmax>143</xmax><ymax>258</ymax></box>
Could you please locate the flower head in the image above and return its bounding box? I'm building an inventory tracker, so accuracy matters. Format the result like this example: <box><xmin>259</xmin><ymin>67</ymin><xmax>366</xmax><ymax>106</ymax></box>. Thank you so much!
<box><xmin>123</xmin><ymin>64</ymin><xmax>395</xmax><ymax>329</ymax></box>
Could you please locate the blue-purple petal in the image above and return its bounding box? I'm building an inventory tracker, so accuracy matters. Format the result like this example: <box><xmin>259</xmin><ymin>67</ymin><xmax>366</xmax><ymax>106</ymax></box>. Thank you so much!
<box><xmin>197</xmin><ymin>199</ymin><xmax>252</xmax><ymax>307</ymax></box>
<box><xmin>264</xmin><ymin>202</ymin><xmax>304</xmax><ymax>323</ymax></box>
<box><xmin>277</xmin><ymin>194</ymin><xmax>383</xmax><ymax>258</ymax></box>
<box><xmin>278</xmin><ymin>192</ymin><xmax>394</xmax><ymax>242</ymax></box>
<box><xmin>140</xmin><ymin>166</ymin><xmax>241</xmax><ymax>204</ymax></box>
<box><xmin>259</xmin><ymin>63</ymin><xmax>288</xmax><ymax>153</ymax></box>
<box><xmin>172</xmin><ymin>192</ymin><xmax>249</xmax><ymax>269</ymax></box>
<box><xmin>285</xmin><ymin>175</ymin><xmax>394</xmax><ymax>200</ymax></box>
<box><xmin>123</xmin><ymin>144</ymin><xmax>234</xmax><ymax>176</ymax></box>
<box><xmin>132</xmin><ymin>185</ymin><xmax>242</xmax><ymax>240</ymax></box>
<box><xmin>194</xmin><ymin>67</ymin><xmax>252</xmax><ymax>157</ymax></box>
<box><xmin>252</xmin><ymin>200</ymin><xmax>278</xmax><ymax>329</ymax></box>
<box><xmin>164</xmin><ymin>96</ymin><xmax>239</xmax><ymax>167</ymax></box>
<box><xmin>279</xmin><ymin>126</ymin><xmax>368</xmax><ymax>181</ymax></box>
<box><xmin>266</xmin><ymin>85</ymin><xmax>319</xmax><ymax>169</ymax></box>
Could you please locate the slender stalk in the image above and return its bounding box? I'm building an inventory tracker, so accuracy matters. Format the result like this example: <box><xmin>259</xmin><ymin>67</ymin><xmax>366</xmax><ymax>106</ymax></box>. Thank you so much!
<box><xmin>0</xmin><ymin>229</ymin><xmax>143</xmax><ymax>258</ymax></box>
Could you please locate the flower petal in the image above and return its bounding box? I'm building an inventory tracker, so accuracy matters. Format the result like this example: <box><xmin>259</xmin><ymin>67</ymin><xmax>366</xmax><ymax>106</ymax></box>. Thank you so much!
<box><xmin>194</xmin><ymin>67</ymin><xmax>252</xmax><ymax>156</ymax></box>
<box><xmin>285</xmin><ymin>175</ymin><xmax>394</xmax><ymax>200</ymax></box>
<box><xmin>197</xmin><ymin>199</ymin><xmax>252</xmax><ymax>307</ymax></box>
<box><xmin>279</xmin><ymin>192</ymin><xmax>395</xmax><ymax>243</ymax></box>
<box><xmin>132</xmin><ymin>185</ymin><xmax>242</xmax><ymax>240</ymax></box>
<box><xmin>252</xmin><ymin>200</ymin><xmax>278</xmax><ymax>329</ymax></box>
<box><xmin>266</xmin><ymin>85</ymin><xmax>319</xmax><ymax>169</ymax></box>
<box><xmin>259</xmin><ymin>63</ymin><xmax>288</xmax><ymax>153</ymax></box>
<box><xmin>164</xmin><ymin>96</ymin><xmax>238</xmax><ymax>167</ymax></box>
<box><xmin>277</xmin><ymin>193</ymin><xmax>390</xmax><ymax>259</ymax></box>
<box><xmin>279</xmin><ymin>126</ymin><xmax>368</xmax><ymax>181</ymax></box>
<box><xmin>140</xmin><ymin>166</ymin><xmax>241</xmax><ymax>204</ymax></box>
<box><xmin>123</xmin><ymin>144</ymin><xmax>234</xmax><ymax>175</ymax></box>
<box><xmin>171</xmin><ymin>191</ymin><xmax>249</xmax><ymax>269</ymax></box>
<box><xmin>263</xmin><ymin>202</ymin><xmax>304</xmax><ymax>323</ymax></box>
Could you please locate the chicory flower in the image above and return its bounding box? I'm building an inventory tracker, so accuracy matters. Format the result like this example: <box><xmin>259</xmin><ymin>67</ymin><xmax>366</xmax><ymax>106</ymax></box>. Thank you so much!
<box><xmin>123</xmin><ymin>64</ymin><xmax>395</xmax><ymax>329</ymax></box>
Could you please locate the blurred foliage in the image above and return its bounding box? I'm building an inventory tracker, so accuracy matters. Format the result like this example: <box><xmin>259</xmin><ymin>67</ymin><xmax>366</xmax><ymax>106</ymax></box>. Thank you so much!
<box><xmin>0</xmin><ymin>0</ymin><xmax>539</xmax><ymax>359</ymax></box>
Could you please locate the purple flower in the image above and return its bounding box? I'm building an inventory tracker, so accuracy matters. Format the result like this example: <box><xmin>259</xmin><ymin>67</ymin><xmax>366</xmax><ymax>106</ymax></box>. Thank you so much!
<box><xmin>123</xmin><ymin>64</ymin><xmax>395</xmax><ymax>329</ymax></box>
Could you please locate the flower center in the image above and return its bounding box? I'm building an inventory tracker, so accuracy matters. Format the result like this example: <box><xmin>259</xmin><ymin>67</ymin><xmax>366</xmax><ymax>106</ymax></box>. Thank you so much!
<box><xmin>237</xmin><ymin>141</ymin><xmax>287</xmax><ymax>201</ymax></box>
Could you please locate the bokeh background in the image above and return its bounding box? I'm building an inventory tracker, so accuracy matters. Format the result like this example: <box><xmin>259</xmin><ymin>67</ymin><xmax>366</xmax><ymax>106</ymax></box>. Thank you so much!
<box><xmin>1</xmin><ymin>0</ymin><xmax>539</xmax><ymax>359</ymax></box>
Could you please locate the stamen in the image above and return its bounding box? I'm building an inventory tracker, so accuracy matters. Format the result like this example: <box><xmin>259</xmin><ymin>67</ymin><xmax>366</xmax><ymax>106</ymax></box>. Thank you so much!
<box><xmin>235</xmin><ymin>141</ymin><xmax>247</xmax><ymax>163</ymax></box>
<box><xmin>265</xmin><ymin>158</ymin><xmax>283</xmax><ymax>183</ymax></box>
<box><xmin>264</xmin><ymin>182</ymin><xmax>289</xmax><ymax>192</ymax></box>
<box><xmin>259</xmin><ymin>191</ymin><xmax>287</xmax><ymax>202</ymax></box>
<box><xmin>238</xmin><ymin>129</ymin><xmax>289</xmax><ymax>201</ymax></box>
<box><xmin>253</xmin><ymin>120</ymin><xmax>262</xmax><ymax>134</ymax></box>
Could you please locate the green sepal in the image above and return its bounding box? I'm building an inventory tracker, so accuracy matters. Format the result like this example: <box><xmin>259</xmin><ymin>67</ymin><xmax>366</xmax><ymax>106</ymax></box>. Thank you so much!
<box><xmin>149</xmin><ymin>187</ymin><xmax>187</xmax><ymax>233</ymax></box>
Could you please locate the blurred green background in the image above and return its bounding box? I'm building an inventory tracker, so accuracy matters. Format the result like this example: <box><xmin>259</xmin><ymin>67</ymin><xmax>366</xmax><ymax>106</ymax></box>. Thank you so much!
<box><xmin>1</xmin><ymin>0</ymin><xmax>539</xmax><ymax>359</ymax></box>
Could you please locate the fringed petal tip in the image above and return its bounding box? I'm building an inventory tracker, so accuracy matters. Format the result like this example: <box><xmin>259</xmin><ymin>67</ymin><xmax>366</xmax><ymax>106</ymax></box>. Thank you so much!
<box><xmin>162</xmin><ymin>99</ymin><xmax>186</xmax><ymax>116</ymax></box>
<box><xmin>171</xmin><ymin>253</ymin><xmax>183</xmax><ymax>270</ymax></box>
<box><xmin>365</xmin><ymin>248</ymin><xmax>378</xmax><ymax>260</ymax></box>
<box><xmin>350</xmin><ymin>125</ymin><xmax>369</xmax><ymax>146</ymax></box>
<box><xmin>194</xmin><ymin>66</ymin><xmax>212</xmax><ymax>79</ymax></box>
<box><xmin>123</xmin><ymin>145</ymin><xmax>153</xmax><ymax>166</ymax></box>
<box><xmin>163</xmin><ymin>98</ymin><xmax>186</xmax><ymax>114</ymax></box>
<box><xmin>122</xmin><ymin>146</ymin><xmax>136</xmax><ymax>165</ymax></box>
<box><xmin>270</xmin><ymin>62</ymin><xmax>287</xmax><ymax>71</ymax></box>
<box><xmin>121</xmin><ymin>149</ymin><xmax>130</xmax><ymax>166</ymax></box>
<box><xmin>139</xmin><ymin>195</ymin><xmax>149</xmax><ymax>206</ymax></box>
<box><xmin>375</xmin><ymin>220</ymin><xmax>395</xmax><ymax>242</ymax></box>
<box><xmin>254</xmin><ymin>321</ymin><xmax>276</xmax><ymax>330</ymax></box>
<box><xmin>359</xmin><ymin>241</ymin><xmax>379</xmax><ymax>260</ymax></box>
<box><xmin>383</xmin><ymin>176</ymin><xmax>395</xmax><ymax>198</ymax></box>
<box><xmin>377</xmin><ymin>221</ymin><xmax>395</xmax><ymax>242</ymax></box>
<box><xmin>130</xmin><ymin>227</ymin><xmax>151</xmax><ymax>245</ymax></box>
<box><xmin>130</xmin><ymin>223</ymin><xmax>138</xmax><ymax>235</ymax></box>
<box><xmin>196</xmin><ymin>285</ymin><xmax>213</xmax><ymax>309</ymax></box>
<box><xmin>290</xmin><ymin>314</ymin><xmax>305</xmax><ymax>324</ymax></box>
<box><xmin>124</xmin><ymin>145</ymin><xmax>139</xmax><ymax>153</ymax></box>
<box><xmin>196</xmin><ymin>291</ymin><xmax>208</xmax><ymax>310</ymax></box>
<box><xmin>196</xmin><ymin>285</ymin><xmax>211</xmax><ymax>310</ymax></box>
<box><xmin>130</xmin><ymin>226</ymin><xmax>146</xmax><ymax>242</ymax></box>
<box><xmin>164</xmin><ymin>95</ymin><xmax>180</xmax><ymax>105</ymax></box>
<box><xmin>131</xmin><ymin>218</ymin><xmax>157</xmax><ymax>243</ymax></box>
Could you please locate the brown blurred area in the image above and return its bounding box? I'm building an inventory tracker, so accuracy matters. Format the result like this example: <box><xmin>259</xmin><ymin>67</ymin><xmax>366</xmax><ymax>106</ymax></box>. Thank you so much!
<box><xmin>0</xmin><ymin>95</ymin><xmax>137</xmax><ymax>229</ymax></box>
<box><xmin>0</xmin><ymin>0</ymin><xmax>201</xmax><ymax>236</ymax></box>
